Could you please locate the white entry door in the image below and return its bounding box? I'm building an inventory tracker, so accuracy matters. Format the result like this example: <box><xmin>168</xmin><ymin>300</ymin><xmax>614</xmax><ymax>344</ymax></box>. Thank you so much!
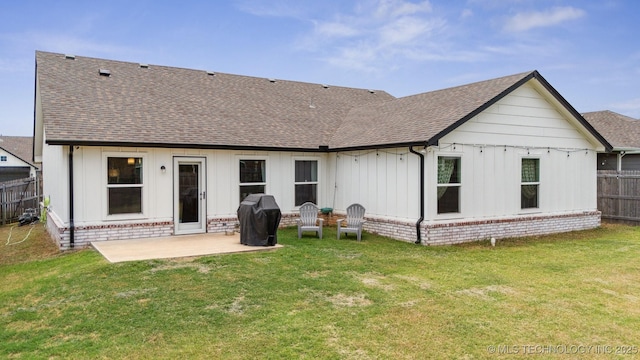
<box><xmin>174</xmin><ymin>157</ymin><xmax>207</xmax><ymax>235</ymax></box>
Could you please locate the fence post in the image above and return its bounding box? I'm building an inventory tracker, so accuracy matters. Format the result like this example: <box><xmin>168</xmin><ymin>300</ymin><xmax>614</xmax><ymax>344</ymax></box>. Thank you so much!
<box><xmin>1</xmin><ymin>183</ymin><xmax>5</xmax><ymax>226</ymax></box>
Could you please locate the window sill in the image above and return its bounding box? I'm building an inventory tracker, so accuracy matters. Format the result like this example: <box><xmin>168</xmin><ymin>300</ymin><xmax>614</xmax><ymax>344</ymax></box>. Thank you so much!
<box><xmin>435</xmin><ymin>213</ymin><xmax>464</xmax><ymax>221</ymax></box>
<box><xmin>519</xmin><ymin>209</ymin><xmax>542</xmax><ymax>215</ymax></box>
<box><xmin>104</xmin><ymin>213</ymin><xmax>147</xmax><ymax>222</ymax></box>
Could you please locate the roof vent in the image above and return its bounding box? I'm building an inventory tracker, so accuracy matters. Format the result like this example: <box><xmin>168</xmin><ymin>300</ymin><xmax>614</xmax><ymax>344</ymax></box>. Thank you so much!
<box><xmin>99</xmin><ymin>69</ymin><xmax>111</xmax><ymax>77</ymax></box>
<box><xmin>368</xmin><ymin>89</ymin><xmax>375</xmax><ymax>94</ymax></box>
<box><xmin>322</xmin><ymin>84</ymin><xmax>329</xmax><ymax>89</ymax></box>
<box><xmin>207</xmin><ymin>71</ymin><xmax>216</xmax><ymax>76</ymax></box>
<box><xmin>65</xmin><ymin>54</ymin><xmax>75</xmax><ymax>60</ymax></box>
<box><xmin>139</xmin><ymin>63</ymin><xmax>149</xmax><ymax>68</ymax></box>
<box><xmin>269</xmin><ymin>78</ymin><xmax>276</xmax><ymax>83</ymax></box>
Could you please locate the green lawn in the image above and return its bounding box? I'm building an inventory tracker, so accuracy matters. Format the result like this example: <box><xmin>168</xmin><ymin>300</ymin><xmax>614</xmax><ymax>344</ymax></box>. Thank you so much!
<box><xmin>1</xmin><ymin>223</ymin><xmax>639</xmax><ymax>359</ymax></box>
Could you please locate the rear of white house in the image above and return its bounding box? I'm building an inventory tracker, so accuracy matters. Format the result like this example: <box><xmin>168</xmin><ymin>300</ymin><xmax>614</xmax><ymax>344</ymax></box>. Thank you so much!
<box><xmin>34</xmin><ymin>51</ymin><xmax>610</xmax><ymax>249</ymax></box>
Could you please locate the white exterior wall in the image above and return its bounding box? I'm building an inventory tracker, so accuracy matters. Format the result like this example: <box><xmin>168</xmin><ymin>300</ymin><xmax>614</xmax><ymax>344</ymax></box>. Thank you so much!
<box><xmin>51</xmin><ymin>147</ymin><xmax>333</xmax><ymax>225</ymax></box>
<box><xmin>430</xmin><ymin>82</ymin><xmax>597</xmax><ymax>222</ymax></box>
<box><xmin>329</xmin><ymin>148</ymin><xmax>418</xmax><ymax>219</ymax></box>
<box><xmin>330</xmin><ymin>83</ymin><xmax>601</xmax><ymax>243</ymax></box>
<box><xmin>41</xmin><ymin>82</ymin><xmax>602</xmax><ymax>248</ymax></box>
<box><xmin>42</xmin><ymin>144</ymin><xmax>330</xmax><ymax>248</ymax></box>
<box><xmin>41</xmin><ymin>132</ymin><xmax>69</xmax><ymax>227</ymax></box>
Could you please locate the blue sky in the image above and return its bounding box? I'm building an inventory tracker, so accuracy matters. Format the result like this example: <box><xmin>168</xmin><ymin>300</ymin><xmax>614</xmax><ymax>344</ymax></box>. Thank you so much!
<box><xmin>1</xmin><ymin>0</ymin><xmax>639</xmax><ymax>136</ymax></box>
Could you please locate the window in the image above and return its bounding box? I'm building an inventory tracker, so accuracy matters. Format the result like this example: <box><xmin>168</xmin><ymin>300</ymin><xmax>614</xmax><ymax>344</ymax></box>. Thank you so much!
<box><xmin>107</xmin><ymin>157</ymin><xmax>143</xmax><ymax>215</ymax></box>
<box><xmin>240</xmin><ymin>160</ymin><xmax>266</xmax><ymax>203</ymax></box>
<box><xmin>0</xmin><ymin>156</ymin><xmax>6</xmax><ymax>161</ymax></box>
<box><xmin>437</xmin><ymin>157</ymin><xmax>461</xmax><ymax>214</ymax></box>
<box><xmin>521</xmin><ymin>158</ymin><xmax>539</xmax><ymax>209</ymax></box>
<box><xmin>295</xmin><ymin>160</ymin><xmax>318</xmax><ymax>206</ymax></box>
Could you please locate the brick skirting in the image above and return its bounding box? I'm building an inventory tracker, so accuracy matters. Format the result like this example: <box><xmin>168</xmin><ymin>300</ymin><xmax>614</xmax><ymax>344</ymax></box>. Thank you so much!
<box><xmin>48</xmin><ymin>212</ymin><xmax>301</xmax><ymax>250</ymax></box>
<box><xmin>46</xmin><ymin>210</ymin><xmax>601</xmax><ymax>249</ymax></box>
<box><xmin>47</xmin><ymin>213</ymin><xmax>174</xmax><ymax>250</ymax></box>
<box><xmin>362</xmin><ymin>211</ymin><xmax>601</xmax><ymax>245</ymax></box>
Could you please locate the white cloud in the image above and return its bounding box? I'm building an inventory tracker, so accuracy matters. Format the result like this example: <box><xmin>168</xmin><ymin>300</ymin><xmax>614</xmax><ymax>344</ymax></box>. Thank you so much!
<box><xmin>460</xmin><ymin>9</ymin><xmax>473</xmax><ymax>19</ymax></box>
<box><xmin>504</xmin><ymin>6</ymin><xmax>586</xmax><ymax>32</ymax></box>
<box><xmin>324</xmin><ymin>44</ymin><xmax>380</xmax><ymax>72</ymax></box>
<box><xmin>4</xmin><ymin>31</ymin><xmax>136</xmax><ymax>58</ymax></box>
<box><xmin>296</xmin><ymin>0</ymin><xmax>451</xmax><ymax>71</ymax></box>
<box><xmin>379</xmin><ymin>16</ymin><xmax>435</xmax><ymax>45</ymax></box>
<box><xmin>240</xmin><ymin>0</ymin><xmax>480</xmax><ymax>72</ymax></box>
<box><xmin>235</xmin><ymin>0</ymin><xmax>309</xmax><ymax>18</ymax></box>
<box><xmin>315</xmin><ymin>22</ymin><xmax>360</xmax><ymax>38</ymax></box>
<box><xmin>371</xmin><ymin>0</ymin><xmax>432</xmax><ymax>19</ymax></box>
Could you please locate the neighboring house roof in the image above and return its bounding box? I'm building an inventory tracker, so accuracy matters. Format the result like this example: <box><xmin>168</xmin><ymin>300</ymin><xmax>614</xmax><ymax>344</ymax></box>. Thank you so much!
<box><xmin>35</xmin><ymin>51</ymin><xmax>611</xmax><ymax>152</ymax></box>
<box><xmin>582</xmin><ymin>110</ymin><xmax>640</xmax><ymax>151</ymax></box>
<box><xmin>0</xmin><ymin>135</ymin><xmax>36</xmax><ymax>167</ymax></box>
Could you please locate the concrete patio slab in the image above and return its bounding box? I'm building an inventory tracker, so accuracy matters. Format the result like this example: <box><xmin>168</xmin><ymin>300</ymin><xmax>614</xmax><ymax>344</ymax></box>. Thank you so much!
<box><xmin>91</xmin><ymin>233</ymin><xmax>282</xmax><ymax>263</ymax></box>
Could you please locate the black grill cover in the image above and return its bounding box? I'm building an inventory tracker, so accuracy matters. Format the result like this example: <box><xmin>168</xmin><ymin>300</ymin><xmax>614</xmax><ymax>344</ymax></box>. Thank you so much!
<box><xmin>237</xmin><ymin>194</ymin><xmax>281</xmax><ymax>246</ymax></box>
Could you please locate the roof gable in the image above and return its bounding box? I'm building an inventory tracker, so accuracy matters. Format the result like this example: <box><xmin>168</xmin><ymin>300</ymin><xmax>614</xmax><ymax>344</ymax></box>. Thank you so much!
<box><xmin>0</xmin><ymin>136</ymin><xmax>36</xmax><ymax>167</ymax></box>
<box><xmin>330</xmin><ymin>72</ymin><xmax>534</xmax><ymax>149</ymax></box>
<box><xmin>331</xmin><ymin>71</ymin><xmax>611</xmax><ymax>151</ymax></box>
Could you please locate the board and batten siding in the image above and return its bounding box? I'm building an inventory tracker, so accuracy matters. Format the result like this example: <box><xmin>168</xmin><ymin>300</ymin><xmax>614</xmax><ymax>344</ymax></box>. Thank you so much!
<box><xmin>432</xmin><ymin>82</ymin><xmax>598</xmax><ymax>221</ymax></box>
<box><xmin>44</xmin><ymin>145</ymin><xmax>331</xmax><ymax>227</ymax></box>
<box><xmin>41</xmin><ymin>140</ymin><xmax>69</xmax><ymax>227</ymax></box>
<box><xmin>329</xmin><ymin>148</ymin><xmax>418</xmax><ymax>220</ymax></box>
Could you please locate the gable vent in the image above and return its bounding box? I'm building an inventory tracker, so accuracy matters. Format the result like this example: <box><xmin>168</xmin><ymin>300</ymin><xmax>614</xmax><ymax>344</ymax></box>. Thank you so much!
<box><xmin>65</xmin><ymin>54</ymin><xmax>75</xmax><ymax>60</ymax></box>
<box><xmin>99</xmin><ymin>69</ymin><xmax>111</xmax><ymax>77</ymax></box>
<box><xmin>139</xmin><ymin>63</ymin><xmax>149</xmax><ymax>68</ymax></box>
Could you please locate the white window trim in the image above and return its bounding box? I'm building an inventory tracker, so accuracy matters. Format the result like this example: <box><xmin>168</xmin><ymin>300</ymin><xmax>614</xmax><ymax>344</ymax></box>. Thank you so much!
<box><xmin>520</xmin><ymin>157</ymin><xmax>541</xmax><ymax>213</ymax></box>
<box><xmin>102</xmin><ymin>152</ymin><xmax>148</xmax><ymax>221</ymax></box>
<box><xmin>293</xmin><ymin>157</ymin><xmax>321</xmax><ymax>208</ymax></box>
<box><xmin>237</xmin><ymin>157</ymin><xmax>268</xmax><ymax>207</ymax></box>
<box><xmin>435</xmin><ymin>154</ymin><xmax>463</xmax><ymax>218</ymax></box>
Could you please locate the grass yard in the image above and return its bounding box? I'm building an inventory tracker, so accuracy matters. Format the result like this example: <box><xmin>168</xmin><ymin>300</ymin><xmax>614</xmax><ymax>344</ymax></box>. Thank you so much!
<box><xmin>1</xmin><ymin>222</ymin><xmax>639</xmax><ymax>359</ymax></box>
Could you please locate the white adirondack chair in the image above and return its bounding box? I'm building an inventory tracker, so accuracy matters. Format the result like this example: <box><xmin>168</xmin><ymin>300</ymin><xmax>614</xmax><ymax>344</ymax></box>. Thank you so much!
<box><xmin>297</xmin><ymin>202</ymin><xmax>323</xmax><ymax>239</ymax></box>
<box><xmin>337</xmin><ymin>203</ymin><xmax>366</xmax><ymax>241</ymax></box>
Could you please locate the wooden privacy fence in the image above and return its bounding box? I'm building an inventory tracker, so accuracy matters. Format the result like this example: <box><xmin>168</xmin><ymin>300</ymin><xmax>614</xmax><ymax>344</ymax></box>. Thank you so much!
<box><xmin>597</xmin><ymin>170</ymin><xmax>640</xmax><ymax>224</ymax></box>
<box><xmin>1</xmin><ymin>176</ymin><xmax>42</xmax><ymax>225</ymax></box>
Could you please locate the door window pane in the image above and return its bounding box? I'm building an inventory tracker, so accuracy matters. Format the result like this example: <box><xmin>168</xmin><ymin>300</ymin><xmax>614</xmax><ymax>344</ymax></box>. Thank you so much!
<box><xmin>179</xmin><ymin>164</ymin><xmax>199</xmax><ymax>223</ymax></box>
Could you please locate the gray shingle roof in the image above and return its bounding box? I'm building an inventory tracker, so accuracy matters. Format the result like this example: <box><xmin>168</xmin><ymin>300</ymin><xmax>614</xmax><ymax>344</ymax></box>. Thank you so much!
<box><xmin>36</xmin><ymin>51</ymin><xmax>394</xmax><ymax>150</ymax></box>
<box><xmin>330</xmin><ymin>71</ymin><xmax>534</xmax><ymax>149</ymax></box>
<box><xmin>36</xmin><ymin>51</ymin><xmax>609</xmax><ymax>152</ymax></box>
<box><xmin>0</xmin><ymin>136</ymin><xmax>35</xmax><ymax>167</ymax></box>
<box><xmin>582</xmin><ymin>110</ymin><xmax>640</xmax><ymax>150</ymax></box>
